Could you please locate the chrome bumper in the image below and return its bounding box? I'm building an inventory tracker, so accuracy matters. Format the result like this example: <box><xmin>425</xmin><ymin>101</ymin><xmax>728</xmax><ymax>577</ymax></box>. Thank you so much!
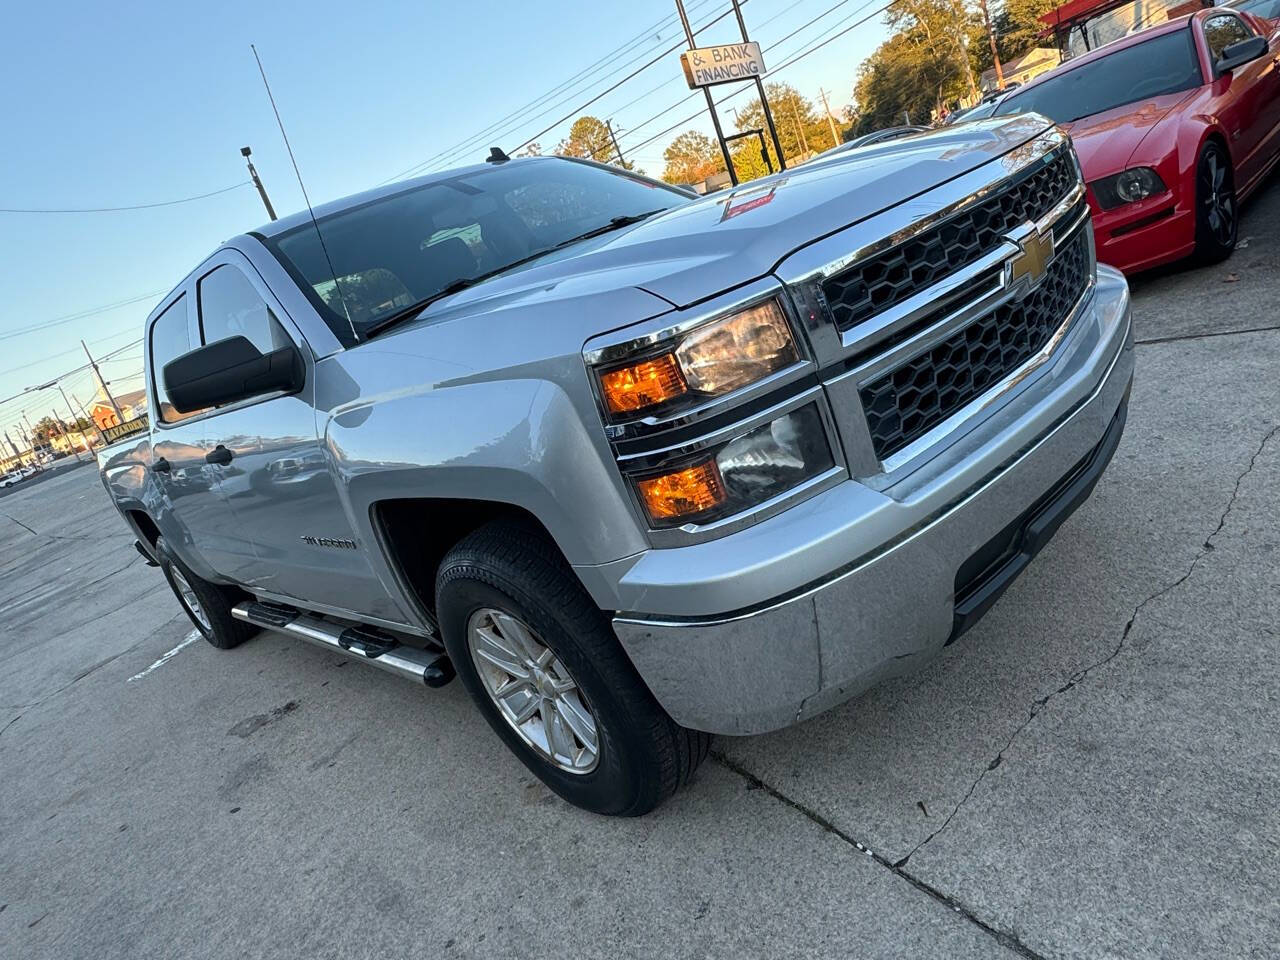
<box><xmin>607</xmin><ymin>266</ymin><xmax>1134</xmax><ymax>735</ymax></box>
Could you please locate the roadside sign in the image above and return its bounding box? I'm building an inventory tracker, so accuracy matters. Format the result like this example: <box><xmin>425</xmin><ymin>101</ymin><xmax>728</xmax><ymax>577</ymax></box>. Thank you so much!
<box><xmin>103</xmin><ymin>414</ymin><xmax>149</xmax><ymax>444</ymax></box>
<box><xmin>679</xmin><ymin>42</ymin><xmax>767</xmax><ymax>89</ymax></box>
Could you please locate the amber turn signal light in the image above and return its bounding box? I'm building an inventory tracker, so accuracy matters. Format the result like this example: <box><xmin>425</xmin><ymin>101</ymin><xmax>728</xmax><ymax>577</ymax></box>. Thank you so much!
<box><xmin>634</xmin><ymin>460</ymin><xmax>726</xmax><ymax>523</ymax></box>
<box><xmin>599</xmin><ymin>352</ymin><xmax>687</xmax><ymax>416</ymax></box>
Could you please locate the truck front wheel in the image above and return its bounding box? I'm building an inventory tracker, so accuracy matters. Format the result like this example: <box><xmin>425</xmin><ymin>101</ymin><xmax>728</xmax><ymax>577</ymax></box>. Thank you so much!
<box><xmin>155</xmin><ymin>537</ymin><xmax>255</xmax><ymax>650</ymax></box>
<box><xmin>435</xmin><ymin>521</ymin><xmax>710</xmax><ymax>816</ymax></box>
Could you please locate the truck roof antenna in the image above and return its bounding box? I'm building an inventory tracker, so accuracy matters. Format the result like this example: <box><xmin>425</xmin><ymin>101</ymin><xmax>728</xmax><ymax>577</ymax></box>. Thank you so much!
<box><xmin>487</xmin><ymin>147</ymin><xmax>510</xmax><ymax>164</ymax></box>
<box><xmin>251</xmin><ymin>44</ymin><xmax>357</xmax><ymax>344</ymax></box>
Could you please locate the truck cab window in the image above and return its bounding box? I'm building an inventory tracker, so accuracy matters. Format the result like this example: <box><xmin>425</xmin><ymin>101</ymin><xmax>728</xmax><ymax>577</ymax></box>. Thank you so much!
<box><xmin>197</xmin><ymin>264</ymin><xmax>293</xmax><ymax>356</ymax></box>
<box><xmin>150</xmin><ymin>295</ymin><xmax>196</xmax><ymax>423</ymax></box>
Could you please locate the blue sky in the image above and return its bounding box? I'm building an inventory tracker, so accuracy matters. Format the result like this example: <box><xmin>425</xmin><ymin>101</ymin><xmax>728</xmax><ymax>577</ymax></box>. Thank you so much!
<box><xmin>0</xmin><ymin>0</ymin><xmax>888</xmax><ymax>443</ymax></box>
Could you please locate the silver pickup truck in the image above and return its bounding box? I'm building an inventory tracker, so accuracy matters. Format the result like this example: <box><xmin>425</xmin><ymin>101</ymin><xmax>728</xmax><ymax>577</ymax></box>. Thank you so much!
<box><xmin>100</xmin><ymin>115</ymin><xmax>1133</xmax><ymax>815</ymax></box>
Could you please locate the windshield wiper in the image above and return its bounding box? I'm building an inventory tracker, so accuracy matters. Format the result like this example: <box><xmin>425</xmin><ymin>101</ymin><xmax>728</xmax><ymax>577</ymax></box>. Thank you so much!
<box><xmin>362</xmin><ymin>277</ymin><xmax>483</xmax><ymax>338</ymax></box>
<box><xmin>363</xmin><ymin>209</ymin><xmax>669</xmax><ymax>339</ymax></box>
<box><xmin>548</xmin><ymin>209</ymin><xmax>669</xmax><ymax>251</ymax></box>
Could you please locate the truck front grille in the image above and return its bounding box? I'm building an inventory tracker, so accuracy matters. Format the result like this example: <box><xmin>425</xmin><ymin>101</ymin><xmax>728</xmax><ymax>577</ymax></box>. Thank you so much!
<box><xmin>859</xmin><ymin>225</ymin><xmax>1090</xmax><ymax>460</ymax></box>
<box><xmin>823</xmin><ymin>148</ymin><xmax>1077</xmax><ymax>333</ymax></box>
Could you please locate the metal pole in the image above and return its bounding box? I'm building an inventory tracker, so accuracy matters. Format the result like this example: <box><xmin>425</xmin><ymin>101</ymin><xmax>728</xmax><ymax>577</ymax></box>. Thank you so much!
<box><xmin>978</xmin><ymin>0</ymin><xmax>1005</xmax><ymax>91</ymax></box>
<box><xmin>818</xmin><ymin>88</ymin><xmax>841</xmax><ymax>148</ymax></box>
<box><xmin>730</xmin><ymin>0</ymin><xmax>786</xmax><ymax>171</ymax></box>
<box><xmin>241</xmin><ymin>146</ymin><xmax>277</xmax><ymax>221</ymax></box>
<box><xmin>605</xmin><ymin>120</ymin><xmax>627</xmax><ymax>168</ymax></box>
<box><xmin>675</xmin><ymin>0</ymin><xmax>738</xmax><ymax>185</ymax></box>
<box><xmin>72</xmin><ymin>392</ymin><xmax>108</xmax><ymax>446</ymax></box>
<box><xmin>82</xmin><ymin>340</ymin><xmax>125</xmax><ymax>424</ymax></box>
<box><xmin>51</xmin><ymin>408</ymin><xmax>83</xmax><ymax>462</ymax></box>
<box><xmin>55</xmin><ymin>384</ymin><xmax>87</xmax><ymax>460</ymax></box>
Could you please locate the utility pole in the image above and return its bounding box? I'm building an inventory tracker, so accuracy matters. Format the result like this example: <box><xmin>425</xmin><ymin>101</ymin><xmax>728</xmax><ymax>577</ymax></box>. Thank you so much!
<box><xmin>71</xmin><ymin>392</ymin><xmax>108</xmax><ymax>445</ymax></box>
<box><xmin>241</xmin><ymin>146</ymin><xmax>277</xmax><ymax>221</ymax></box>
<box><xmin>675</xmin><ymin>0</ymin><xmax>737</xmax><ymax>185</ymax></box>
<box><xmin>818</xmin><ymin>88</ymin><xmax>842</xmax><ymax>148</ymax></box>
<box><xmin>729</xmin><ymin>0</ymin><xmax>786</xmax><ymax>171</ymax></box>
<box><xmin>788</xmin><ymin>99</ymin><xmax>809</xmax><ymax>156</ymax></box>
<box><xmin>55</xmin><ymin>383</ymin><xmax>87</xmax><ymax>460</ymax></box>
<box><xmin>977</xmin><ymin>0</ymin><xmax>1005</xmax><ymax>91</ymax></box>
<box><xmin>3</xmin><ymin>430</ymin><xmax>19</xmax><ymax>459</ymax></box>
<box><xmin>82</xmin><ymin>340</ymin><xmax>124</xmax><ymax>425</ymax></box>
<box><xmin>605</xmin><ymin>120</ymin><xmax>627</xmax><ymax>168</ymax></box>
<box><xmin>50</xmin><ymin>407</ymin><xmax>83</xmax><ymax>462</ymax></box>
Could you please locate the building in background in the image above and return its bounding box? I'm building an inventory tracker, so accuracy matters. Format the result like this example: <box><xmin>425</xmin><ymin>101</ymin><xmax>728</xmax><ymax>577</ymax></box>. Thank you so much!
<box><xmin>980</xmin><ymin>48</ymin><xmax>1062</xmax><ymax>94</ymax></box>
<box><xmin>89</xmin><ymin>388</ymin><xmax>147</xmax><ymax>432</ymax></box>
<box><xmin>1040</xmin><ymin>0</ymin><xmax>1211</xmax><ymax>58</ymax></box>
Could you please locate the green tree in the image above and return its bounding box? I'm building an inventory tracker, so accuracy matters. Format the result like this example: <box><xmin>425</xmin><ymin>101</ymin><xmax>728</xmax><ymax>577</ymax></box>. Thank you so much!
<box><xmin>661</xmin><ymin>130</ymin><xmax>725</xmax><ymax>184</ymax></box>
<box><xmin>555</xmin><ymin>116</ymin><xmax>633</xmax><ymax>169</ymax></box>
<box><xmin>733</xmin><ymin>83</ymin><xmax>833</xmax><ymax>170</ymax></box>
<box><xmin>31</xmin><ymin>416</ymin><xmax>63</xmax><ymax>441</ymax></box>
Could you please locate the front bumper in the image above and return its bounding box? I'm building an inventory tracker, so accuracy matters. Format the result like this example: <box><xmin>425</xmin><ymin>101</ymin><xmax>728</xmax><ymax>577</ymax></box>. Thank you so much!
<box><xmin>1091</xmin><ymin>191</ymin><xmax>1195</xmax><ymax>274</ymax></box>
<box><xmin>605</xmin><ymin>266</ymin><xmax>1134</xmax><ymax>735</ymax></box>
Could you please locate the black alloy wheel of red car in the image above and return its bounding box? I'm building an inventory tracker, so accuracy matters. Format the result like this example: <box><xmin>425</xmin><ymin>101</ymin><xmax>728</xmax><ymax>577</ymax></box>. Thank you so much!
<box><xmin>1194</xmin><ymin>141</ymin><xmax>1238</xmax><ymax>263</ymax></box>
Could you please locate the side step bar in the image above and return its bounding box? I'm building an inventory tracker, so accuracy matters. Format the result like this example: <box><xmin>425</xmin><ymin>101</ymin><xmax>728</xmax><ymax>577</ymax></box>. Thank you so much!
<box><xmin>231</xmin><ymin>601</ymin><xmax>455</xmax><ymax>688</ymax></box>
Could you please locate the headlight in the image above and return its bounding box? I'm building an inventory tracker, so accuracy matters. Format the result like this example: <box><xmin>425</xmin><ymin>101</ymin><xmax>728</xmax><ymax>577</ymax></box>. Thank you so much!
<box><xmin>1091</xmin><ymin>167</ymin><xmax>1166</xmax><ymax>210</ymax></box>
<box><xmin>597</xmin><ymin>300</ymin><xmax>797</xmax><ymax>420</ymax></box>
<box><xmin>630</xmin><ymin>404</ymin><xmax>833</xmax><ymax>527</ymax></box>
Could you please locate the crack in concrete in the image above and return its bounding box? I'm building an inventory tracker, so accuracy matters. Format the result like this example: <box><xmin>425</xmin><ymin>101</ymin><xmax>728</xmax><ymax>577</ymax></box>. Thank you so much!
<box><xmin>713</xmin><ymin>752</ymin><xmax>1048</xmax><ymax>959</ymax></box>
<box><xmin>1</xmin><ymin>512</ymin><xmax>117</xmax><ymax>543</ymax></box>
<box><xmin>1134</xmin><ymin>323</ymin><xmax>1280</xmax><ymax>346</ymax></box>
<box><xmin>897</xmin><ymin>421</ymin><xmax>1278</xmax><ymax>869</ymax></box>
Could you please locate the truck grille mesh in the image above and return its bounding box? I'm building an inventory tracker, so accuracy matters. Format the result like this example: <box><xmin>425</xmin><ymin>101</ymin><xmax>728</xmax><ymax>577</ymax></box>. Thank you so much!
<box><xmin>859</xmin><ymin>226</ymin><xmax>1090</xmax><ymax>461</ymax></box>
<box><xmin>823</xmin><ymin>149</ymin><xmax>1077</xmax><ymax>333</ymax></box>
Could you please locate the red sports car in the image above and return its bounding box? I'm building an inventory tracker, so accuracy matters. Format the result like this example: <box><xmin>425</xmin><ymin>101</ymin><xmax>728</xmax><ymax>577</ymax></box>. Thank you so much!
<box><xmin>994</xmin><ymin>9</ymin><xmax>1280</xmax><ymax>273</ymax></box>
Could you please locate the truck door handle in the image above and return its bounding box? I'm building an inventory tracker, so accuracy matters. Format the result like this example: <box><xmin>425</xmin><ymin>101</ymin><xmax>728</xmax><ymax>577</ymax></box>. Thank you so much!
<box><xmin>152</xmin><ymin>457</ymin><xmax>171</xmax><ymax>474</ymax></box>
<box><xmin>205</xmin><ymin>445</ymin><xmax>234</xmax><ymax>466</ymax></box>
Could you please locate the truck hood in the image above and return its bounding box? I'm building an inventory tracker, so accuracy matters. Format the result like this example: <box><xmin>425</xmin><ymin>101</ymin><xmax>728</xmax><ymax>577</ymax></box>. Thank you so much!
<box><xmin>1062</xmin><ymin>90</ymin><xmax>1197</xmax><ymax>178</ymax></box>
<box><xmin>415</xmin><ymin>114</ymin><xmax>1055</xmax><ymax>323</ymax></box>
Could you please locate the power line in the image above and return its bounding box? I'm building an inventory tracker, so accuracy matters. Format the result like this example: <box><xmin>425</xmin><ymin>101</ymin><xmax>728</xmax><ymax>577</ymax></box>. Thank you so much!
<box><xmin>0</xmin><ymin>291</ymin><xmax>164</xmax><ymax>344</ymax></box>
<box><xmin>378</xmin><ymin>0</ymin><xmax>720</xmax><ymax>183</ymax></box>
<box><xmin>621</xmin><ymin>0</ymin><xmax>894</xmax><ymax>158</ymax></box>
<box><xmin>0</xmin><ymin>181</ymin><xmax>252</xmax><ymax>214</ymax></box>
<box><xmin>402</xmin><ymin>0</ymin><xmax>740</xmax><ymax>181</ymax></box>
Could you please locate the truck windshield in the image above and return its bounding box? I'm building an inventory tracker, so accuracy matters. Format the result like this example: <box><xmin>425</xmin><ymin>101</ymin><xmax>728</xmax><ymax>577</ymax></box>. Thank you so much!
<box><xmin>260</xmin><ymin>159</ymin><xmax>689</xmax><ymax>343</ymax></box>
<box><xmin>993</xmin><ymin>29</ymin><xmax>1202</xmax><ymax>126</ymax></box>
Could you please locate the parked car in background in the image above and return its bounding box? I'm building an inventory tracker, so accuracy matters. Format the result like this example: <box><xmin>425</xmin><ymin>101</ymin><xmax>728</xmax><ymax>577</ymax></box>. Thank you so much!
<box><xmin>0</xmin><ymin>471</ymin><xmax>25</xmax><ymax>489</ymax></box>
<box><xmin>947</xmin><ymin>91</ymin><xmax>1012</xmax><ymax>125</ymax></box>
<box><xmin>994</xmin><ymin>9</ymin><xmax>1280</xmax><ymax>273</ymax></box>
<box><xmin>1227</xmin><ymin>0</ymin><xmax>1280</xmax><ymax>23</ymax></box>
<box><xmin>100</xmin><ymin>124</ymin><xmax>1133</xmax><ymax>815</ymax></box>
<box><xmin>808</xmin><ymin>125</ymin><xmax>928</xmax><ymax>162</ymax></box>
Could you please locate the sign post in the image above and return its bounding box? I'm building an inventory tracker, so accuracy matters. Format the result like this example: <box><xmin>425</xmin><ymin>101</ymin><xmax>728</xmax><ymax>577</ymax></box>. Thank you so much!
<box><xmin>729</xmin><ymin>0</ymin><xmax>786</xmax><ymax>171</ymax></box>
<box><xmin>674</xmin><ymin>0</ymin><xmax>738</xmax><ymax>185</ymax></box>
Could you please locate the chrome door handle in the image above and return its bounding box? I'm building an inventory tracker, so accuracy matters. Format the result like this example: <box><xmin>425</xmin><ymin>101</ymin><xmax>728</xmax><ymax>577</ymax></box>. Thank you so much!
<box><xmin>205</xmin><ymin>445</ymin><xmax>233</xmax><ymax>466</ymax></box>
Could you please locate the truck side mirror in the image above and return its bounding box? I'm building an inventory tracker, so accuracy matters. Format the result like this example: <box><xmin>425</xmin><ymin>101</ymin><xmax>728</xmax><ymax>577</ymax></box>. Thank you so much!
<box><xmin>163</xmin><ymin>336</ymin><xmax>304</xmax><ymax>414</ymax></box>
<box><xmin>1216</xmin><ymin>35</ymin><xmax>1267</xmax><ymax>75</ymax></box>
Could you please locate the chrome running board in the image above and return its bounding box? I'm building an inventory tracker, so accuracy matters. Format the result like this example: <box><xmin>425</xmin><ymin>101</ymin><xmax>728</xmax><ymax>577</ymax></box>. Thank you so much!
<box><xmin>231</xmin><ymin>601</ymin><xmax>454</xmax><ymax>687</ymax></box>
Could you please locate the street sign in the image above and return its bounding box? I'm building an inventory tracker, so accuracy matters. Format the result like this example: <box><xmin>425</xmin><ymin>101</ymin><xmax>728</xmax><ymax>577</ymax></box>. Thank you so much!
<box><xmin>679</xmin><ymin>42</ymin><xmax>766</xmax><ymax>89</ymax></box>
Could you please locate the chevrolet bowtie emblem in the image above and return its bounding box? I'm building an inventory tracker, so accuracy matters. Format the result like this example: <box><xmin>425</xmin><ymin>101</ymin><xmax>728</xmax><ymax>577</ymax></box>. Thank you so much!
<box><xmin>1007</xmin><ymin>224</ymin><xmax>1055</xmax><ymax>295</ymax></box>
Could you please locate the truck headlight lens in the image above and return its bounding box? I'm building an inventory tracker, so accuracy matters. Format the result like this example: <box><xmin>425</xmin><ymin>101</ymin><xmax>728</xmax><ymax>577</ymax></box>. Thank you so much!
<box><xmin>631</xmin><ymin>404</ymin><xmax>833</xmax><ymax>527</ymax></box>
<box><xmin>1091</xmin><ymin>167</ymin><xmax>1166</xmax><ymax>209</ymax></box>
<box><xmin>597</xmin><ymin>299</ymin><xmax>796</xmax><ymax>420</ymax></box>
<box><xmin>674</xmin><ymin>301</ymin><xmax>796</xmax><ymax>395</ymax></box>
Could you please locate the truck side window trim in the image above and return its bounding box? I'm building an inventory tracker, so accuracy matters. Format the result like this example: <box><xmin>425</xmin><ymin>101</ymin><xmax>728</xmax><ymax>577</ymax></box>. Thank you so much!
<box><xmin>149</xmin><ymin>293</ymin><xmax>198</xmax><ymax>425</ymax></box>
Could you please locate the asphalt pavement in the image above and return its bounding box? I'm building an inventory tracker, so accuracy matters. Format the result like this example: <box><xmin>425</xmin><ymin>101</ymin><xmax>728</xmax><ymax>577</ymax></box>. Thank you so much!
<box><xmin>2</xmin><ymin>174</ymin><xmax>1278</xmax><ymax>959</ymax></box>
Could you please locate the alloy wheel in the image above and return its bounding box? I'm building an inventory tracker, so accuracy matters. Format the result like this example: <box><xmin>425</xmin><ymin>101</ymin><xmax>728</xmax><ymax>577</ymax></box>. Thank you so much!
<box><xmin>466</xmin><ymin>607</ymin><xmax>600</xmax><ymax>774</ymax></box>
<box><xmin>1199</xmin><ymin>148</ymin><xmax>1237</xmax><ymax>248</ymax></box>
<box><xmin>170</xmin><ymin>568</ymin><xmax>211</xmax><ymax>631</ymax></box>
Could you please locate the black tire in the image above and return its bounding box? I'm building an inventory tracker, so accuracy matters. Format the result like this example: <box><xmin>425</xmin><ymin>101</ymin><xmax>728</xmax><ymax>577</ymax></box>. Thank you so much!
<box><xmin>436</xmin><ymin>521</ymin><xmax>710</xmax><ymax>816</ymax></box>
<box><xmin>1193</xmin><ymin>140</ymin><xmax>1238</xmax><ymax>264</ymax></box>
<box><xmin>155</xmin><ymin>537</ymin><xmax>255</xmax><ymax>650</ymax></box>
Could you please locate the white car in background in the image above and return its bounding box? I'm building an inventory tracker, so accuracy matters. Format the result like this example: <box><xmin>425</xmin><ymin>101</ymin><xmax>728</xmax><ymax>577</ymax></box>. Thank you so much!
<box><xmin>0</xmin><ymin>471</ymin><xmax>25</xmax><ymax>489</ymax></box>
